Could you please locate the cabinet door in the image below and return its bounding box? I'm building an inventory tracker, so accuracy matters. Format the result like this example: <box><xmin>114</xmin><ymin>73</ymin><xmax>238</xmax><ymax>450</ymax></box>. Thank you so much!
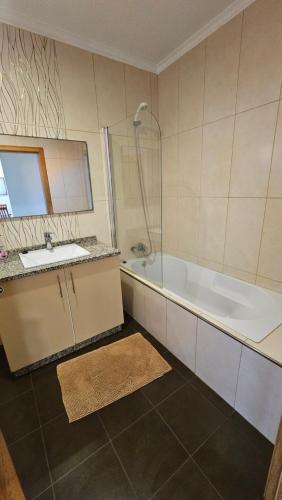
<box><xmin>65</xmin><ymin>257</ymin><xmax>124</xmax><ymax>344</ymax></box>
<box><xmin>0</xmin><ymin>270</ymin><xmax>74</xmax><ymax>372</ymax></box>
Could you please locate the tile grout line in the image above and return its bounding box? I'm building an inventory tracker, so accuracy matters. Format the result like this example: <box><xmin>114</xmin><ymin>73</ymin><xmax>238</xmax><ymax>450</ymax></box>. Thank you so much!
<box><xmin>8</xmin><ymin>410</ymin><xmax>67</xmax><ymax>449</ymax></box>
<box><xmin>190</xmin><ymin>419</ymin><xmax>228</xmax><ymax>459</ymax></box>
<box><xmin>233</xmin><ymin>343</ymin><xmax>244</xmax><ymax>414</ymax></box>
<box><xmin>143</xmin><ymin>379</ymin><xmax>188</xmax><ymax>409</ymax></box>
<box><xmin>0</xmin><ymin>385</ymin><xmax>33</xmax><ymax>409</ymax></box>
<box><xmin>143</xmin><ymin>376</ymin><xmax>230</xmax><ymax>500</ymax></box>
<box><xmin>101</xmin><ymin>406</ymin><xmax>154</xmax><ymax>442</ymax></box>
<box><xmin>222</xmin><ymin>9</ymin><xmax>244</xmax><ymax>271</ymax></box>
<box><xmin>49</xmin><ymin>441</ymin><xmax>110</xmax><ymax>490</ymax></box>
<box><xmin>152</xmin><ymin>404</ymin><xmax>191</xmax><ymax>457</ymax></box>
<box><xmin>190</xmin><ymin>456</ymin><xmax>225</xmax><ymax>500</ymax></box>
<box><xmin>254</xmin><ymin>95</ymin><xmax>281</xmax><ymax>282</ymax></box>
<box><xmin>40</xmin><ymin>407</ymin><xmax>153</xmax><ymax>493</ymax></box>
<box><xmin>186</xmin><ymin>377</ymin><xmax>235</xmax><ymax>420</ymax></box>
<box><xmin>97</xmin><ymin>413</ymin><xmax>139</xmax><ymax>500</ymax></box>
<box><xmin>30</xmin><ymin>374</ymin><xmax>57</xmax><ymax>500</ymax></box>
<box><xmin>197</xmin><ymin>39</ymin><xmax>207</xmax><ymax>266</ymax></box>
<box><xmin>152</xmin><ymin>404</ymin><xmax>224</xmax><ymax>500</ymax></box>
<box><xmin>8</xmin><ymin>425</ymin><xmax>42</xmax><ymax>449</ymax></box>
<box><xmin>32</xmin><ymin>485</ymin><xmax>54</xmax><ymax>500</ymax></box>
<box><xmin>148</xmin><ymin>457</ymin><xmax>191</xmax><ymax>500</ymax></box>
<box><xmin>161</xmin><ymin>96</ymin><xmax>282</xmax><ymax>140</ymax></box>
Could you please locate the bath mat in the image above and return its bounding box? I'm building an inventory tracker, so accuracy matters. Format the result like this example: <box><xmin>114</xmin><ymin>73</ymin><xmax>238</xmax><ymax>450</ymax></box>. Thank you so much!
<box><xmin>57</xmin><ymin>333</ymin><xmax>171</xmax><ymax>422</ymax></box>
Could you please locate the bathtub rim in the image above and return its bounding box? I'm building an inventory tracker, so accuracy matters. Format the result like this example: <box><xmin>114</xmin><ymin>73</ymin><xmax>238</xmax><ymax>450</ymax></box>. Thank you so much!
<box><xmin>121</xmin><ymin>266</ymin><xmax>282</xmax><ymax>368</ymax></box>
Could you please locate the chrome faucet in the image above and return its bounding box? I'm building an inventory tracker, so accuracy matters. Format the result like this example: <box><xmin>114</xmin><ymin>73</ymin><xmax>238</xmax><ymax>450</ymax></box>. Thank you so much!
<box><xmin>131</xmin><ymin>242</ymin><xmax>147</xmax><ymax>254</ymax></box>
<box><xmin>44</xmin><ymin>232</ymin><xmax>53</xmax><ymax>250</ymax></box>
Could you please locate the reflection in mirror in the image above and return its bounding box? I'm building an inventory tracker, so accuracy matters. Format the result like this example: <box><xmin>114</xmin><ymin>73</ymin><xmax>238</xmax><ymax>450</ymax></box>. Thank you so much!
<box><xmin>0</xmin><ymin>135</ymin><xmax>93</xmax><ymax>218</ymax></box>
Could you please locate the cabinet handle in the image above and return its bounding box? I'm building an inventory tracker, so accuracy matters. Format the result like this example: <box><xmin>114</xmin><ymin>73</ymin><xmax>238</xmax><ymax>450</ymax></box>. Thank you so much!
<box><xmin>70</xmin><ymin>271</ymin><xmax>76</xmax><ymax>294</ymax></box>
<box><xmin>57</xmin><ymin>275</ymin><xmax>63</xmax><ymax>298</ymax></box>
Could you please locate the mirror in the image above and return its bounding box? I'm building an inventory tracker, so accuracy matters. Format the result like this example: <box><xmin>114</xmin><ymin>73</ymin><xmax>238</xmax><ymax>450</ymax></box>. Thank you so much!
<box><xmin>0</xmin><ymin>135</ymin><xmax>93</xmax><ymax>218</ymax></box>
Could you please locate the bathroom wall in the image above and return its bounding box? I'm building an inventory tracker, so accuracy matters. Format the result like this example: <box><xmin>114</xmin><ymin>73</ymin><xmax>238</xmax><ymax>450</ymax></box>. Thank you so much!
<box><xmin>0</xmin><ymin>23</ymin><xmax>157</xmax><ymax>250</ymax></box>
<box><xmin>159</xmin><ymin>0</ymin><xmax>282</xmax><ymax>293</ymax></box>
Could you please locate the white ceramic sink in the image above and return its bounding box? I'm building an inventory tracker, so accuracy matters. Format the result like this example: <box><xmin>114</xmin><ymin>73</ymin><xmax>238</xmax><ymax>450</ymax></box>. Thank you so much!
<box><xmin>19</xmin><ymin>243</ymin><xmax>90</xmax><ymax>269</ymax></box>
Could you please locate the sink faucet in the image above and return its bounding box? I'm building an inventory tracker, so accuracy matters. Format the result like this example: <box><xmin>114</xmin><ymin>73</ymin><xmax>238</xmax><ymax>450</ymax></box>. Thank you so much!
<box><xmin>44</xmin><ymin>232</ymin><xmax>53</xmax><ymax>250</ymax></box>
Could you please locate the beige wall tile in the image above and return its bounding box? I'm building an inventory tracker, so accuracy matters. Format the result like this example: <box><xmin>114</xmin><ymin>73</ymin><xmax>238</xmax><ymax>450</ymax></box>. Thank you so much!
<box><xmin>197</xmin><ymin>257</ymin><xmax>223</xmax><ymax>273</ymax></box>
<box><xmin>204</xmin><ymin>15</ymin><xmax>242</xmax><ymax>123</ymax></box>
<box><xmin>178</xmin><ymin>197</ymin><xmax>200</xmax><ymax>257</ymax></box>
<box><xmin>125</xmin><ymin>65</ymin><xmax>151</xmax><ymax>117</ymax></box>
<box><xmin>198</xmin><ymin>197</ymin><xmax>228</xmax><ymax>264</ymax></box>
<box><xmin>179</xmin><ymin>43</ymin><xmax>205</xmax><ymax>132</ymax></box>
<box><xmin>223</xmin><ymin>265</ymin><xmax>256</xmax><ymax>284</ymax></box>
<box><xmin>258</xmin><ymin>199</ymin><xmax>282</xmax><ymax>282</ymax></box>
<box><xmin>256</xmin><ymin>276</ymin><xmax>282</xmax><ymax>293</ymax></box>
<box><xmin>201</xmin><ymin>116</ymin><xmax>234</xmax><ymax>197</ymax></box>
<box><xmin>237</xmin><ymin>0</ymin><xmax>282</xmax><ymax>112</ymax></box>
<box><xmin>230</xmin><ymin>102</ymin><xmax>278</xmax><ymax>197</ymax></box>
<box><xmin>158</xmin><ymin>62</ymin><xmax>179</xmax><ymax>137</ymax></box>
<box><xmin>178</xmin><ymin>127</ymin><xmax>202</xmax><ymax>197</ymax></box>
<box><xmin>94</xmin><ymin>55</ymin><xmax>126</xmax><ymax>128</ymax></box>
<box><xmin>162</xmin><ymin>196</ymin><xmax>178</xmax><ymax>252</ymax></box>
<box><xmin>162</xmin><ymin>135</ymin><xmax>179</xmax><ymax>197</ymax></box>
<box><xmin>56</xmin><ymin>42</ymin><xmax>98</xmax><ymax>132</ymax></box>
<box><xmin>224</xmin><ymin>198</ymin><xmax>266</xmax><ymax>273</ymax></box>
<box><xmin>78</xmin><ymin>201</ymin><xmax>111</xmax><ymax>245</ymax></box>
<box><xmin>268</xmin><ymin>100</ymin><xmax>282</xmax><ymax>197</ymax></box>
<box><xmin>110</xmin><ymin>134</ymin><xmax>129</xmax><ymax>200</ymax></box>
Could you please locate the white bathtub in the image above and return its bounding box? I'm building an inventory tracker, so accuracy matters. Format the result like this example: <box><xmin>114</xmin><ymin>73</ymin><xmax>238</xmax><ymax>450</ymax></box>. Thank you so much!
<box><xmin>122</xmin><ymin>253</ymin><xmax>282</xmax><ymax>342</ymax></box>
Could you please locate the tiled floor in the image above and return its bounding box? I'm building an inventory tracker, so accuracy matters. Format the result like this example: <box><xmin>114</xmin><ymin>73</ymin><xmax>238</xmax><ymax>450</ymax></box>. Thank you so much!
<box><xmin>0</xmin><ymin>314</ymin><xmax>273</xmax><ymax>499</ymax></box>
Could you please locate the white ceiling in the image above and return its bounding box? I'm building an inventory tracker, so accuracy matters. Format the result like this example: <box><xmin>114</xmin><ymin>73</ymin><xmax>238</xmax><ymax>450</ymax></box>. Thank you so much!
<box><xmin>0</xmin><ymin>0</ymin><xmax>254</xmax><ymax>73</ymax></box>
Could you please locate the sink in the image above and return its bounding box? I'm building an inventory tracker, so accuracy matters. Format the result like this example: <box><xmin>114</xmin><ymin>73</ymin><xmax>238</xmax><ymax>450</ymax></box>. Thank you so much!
<box><xmin>19</xmin><ymin>243</ymin><xmax>90</xmax><ymax>269</ymax></box>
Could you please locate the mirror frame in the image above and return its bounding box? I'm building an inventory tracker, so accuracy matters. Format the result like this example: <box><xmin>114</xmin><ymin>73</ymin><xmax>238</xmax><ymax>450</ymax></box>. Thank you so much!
<box><xmin>0</xmin><ymin>136</ymin><xmax>94</xmax><ymax>219</ymax></box>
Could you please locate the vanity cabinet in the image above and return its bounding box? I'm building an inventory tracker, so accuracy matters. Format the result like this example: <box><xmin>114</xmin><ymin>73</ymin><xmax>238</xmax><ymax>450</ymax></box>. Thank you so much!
<box><xmin>0</xmin><ymin>269</ymin><xmax>73</xmax><ymax>372</ymax></box>
<box><xmin>0</xmin><ymin>256</ymin><xmax>124</xmax><ymax>372</ymax></box>
<box><xmin>66</xmin><ymin>258</ymin><xmax>124</xmax><ymax>343</ymax></box>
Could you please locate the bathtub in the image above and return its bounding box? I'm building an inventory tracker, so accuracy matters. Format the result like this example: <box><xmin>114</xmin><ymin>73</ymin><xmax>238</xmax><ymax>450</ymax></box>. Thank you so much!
<box><xmin>122</xmin><ymin>253</ymin><xmax>282</xmax><ymax>343</ymax></box>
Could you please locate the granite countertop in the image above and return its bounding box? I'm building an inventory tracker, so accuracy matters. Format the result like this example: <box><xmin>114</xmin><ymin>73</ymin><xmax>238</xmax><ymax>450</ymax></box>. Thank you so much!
<box><xmin>0</xmin><ymin>236</ymin><xmax>120</xmax><ymax>283</ymax></box>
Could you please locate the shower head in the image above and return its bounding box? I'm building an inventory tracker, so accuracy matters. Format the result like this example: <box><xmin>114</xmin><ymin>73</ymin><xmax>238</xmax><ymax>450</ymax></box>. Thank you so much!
<box><xmin>133</xmin><ymin>102</ymin><xmax>148</xmax><ymax>126</ymax></box>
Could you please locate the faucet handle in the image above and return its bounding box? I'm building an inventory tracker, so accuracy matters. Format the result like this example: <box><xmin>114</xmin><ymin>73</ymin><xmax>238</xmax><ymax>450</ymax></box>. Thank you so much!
<box><xmin>44</xmin><ymin>231</ymin><xmax>53</xmax><ymax>238</ymax></box>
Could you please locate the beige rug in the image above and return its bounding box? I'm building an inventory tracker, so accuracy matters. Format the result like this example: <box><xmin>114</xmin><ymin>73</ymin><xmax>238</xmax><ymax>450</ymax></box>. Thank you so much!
<box><xmin>57</xmin><ymin>333</ymin><xmax>171</xmax><ymax>422</ymax></box>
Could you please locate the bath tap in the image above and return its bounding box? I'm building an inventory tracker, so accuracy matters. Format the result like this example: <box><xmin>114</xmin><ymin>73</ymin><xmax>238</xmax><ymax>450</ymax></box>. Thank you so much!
<box><xmin>131</xmin><ymin>242</ymin><xmax>147</xmax><ymax>254</ymax></box>
<box><xmin>44</xmin><ymin>231</ymin><xmax>54</xmax><ymax>250</ymax></box>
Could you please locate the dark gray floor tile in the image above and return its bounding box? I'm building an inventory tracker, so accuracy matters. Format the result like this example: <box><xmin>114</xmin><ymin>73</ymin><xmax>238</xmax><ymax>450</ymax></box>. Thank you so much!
<box><xmin>145</xmin><ymin>339</ymin><xmax>194</xmax><ymax>381</ymax></box>
<box><xmin>32</xmin><ymin>366</ymin><xmax>66</xmax><ymax>424</ymax></box>
<box><xmin>9</xmin><ymin>430</ymin><xmax>50</xmax><ymax>499</ymax></box>
<box><xmin>113</xmin><ymin>410</ymin><xmax>188</xmax><ymax>499</ymax></box>
<box><xmin>36</xmin><ymin>488</ymin><xmax>54</xmax><ymax>500</ymax></box>
<box><xmin>194</xmin><ymin>417</ymin><xmax>272</xmax><ymax>500</ymax></box>
<box><xmin>153</xmin><ymin>459</ymin><xmax>221</xmax><ymax>500</ymax></box>
<box><xmin>189</xmin><ymin>375</ymin><xmax>234</xmax><ymax>417</ymax></box>
<box><xmin>54</xmin><ymin>443</ymin><xmax>135</xmax><ymax>500</ymax></box>
<box><xmin>99</xmin><ymin>389</ymin><xmax>152</xmax><ymax>439</ymax></box>
<box><xmin>0</xmin><ymin>363</ymin><xmax>32</xmax><ymax>406</ymax></box>
<box><xmin>0</xmin><ymin>390</ymin><xmax>39</xmax><ymax>444</ymax></box>
<box><xmin>142</xmin><ymin>369</ymin><xmax>186</xmax><ymax>406</ymax></box>
<box><xmin>43</xmin><ymin>412</ymin><xmax>108</xmax><ymax>481</ymax></box>
<box><xmin>160</xmin><ymin>349</ymin><xmax>194</xmax><ymax>380</ymax></box>
<box><xmin>230</xmin><ymin>412</ymin><xmax>273</xmax><ymax>464</ymax></box>
<box><xmin>158</xmin><ymin>384</ymin><xmax>226</xmax><ymax>453</ymax></box>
